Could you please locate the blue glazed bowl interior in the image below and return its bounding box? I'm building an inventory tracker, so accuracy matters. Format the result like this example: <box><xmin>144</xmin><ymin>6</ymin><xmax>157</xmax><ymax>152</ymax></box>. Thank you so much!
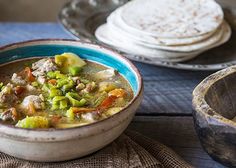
<box><xmin>0</xmin><ymin>43</ymin><xmax>139</xmax><ymax>95</ymax></box>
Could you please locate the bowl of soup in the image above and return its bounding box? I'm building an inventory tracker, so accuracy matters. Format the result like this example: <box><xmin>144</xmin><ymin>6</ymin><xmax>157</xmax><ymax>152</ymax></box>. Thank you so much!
<box><xmin>0</xmin><ymin>39</ymin><xmax>143</xmax><ymax>162</ymax></box>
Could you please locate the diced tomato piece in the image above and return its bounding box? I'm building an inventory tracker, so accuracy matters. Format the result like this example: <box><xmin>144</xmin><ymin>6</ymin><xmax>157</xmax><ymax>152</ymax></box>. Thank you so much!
<box><xmin>99</xmin><ymin>95</ymin><xmax>117</xmax><ymax>110</ymax></box>
<box><xmin>14</xmin><ymin>86</ymin><xmax>25</xmax><ymax>95</ymax></box>
<box><xmin>71</xmin><ymin>107</ymin><xmax>96</xmax><ymax>114</ymax></box>
<box><xmin>50</xmin><ymin>115</ymin><xmax>62</xmax><ymax>125</ymax></box>
<box><xmin>48</xmin><ymin>79</ymin><xmax>57</xmax><ymax>85</ymax></box>
<box><xmin>24</xmin><ymin>67</ymin><xmax>35</xmax><ymax>82</ymax></box>
<box><xmin>108</xmin><ymin>88</ymin><xmax>126</xmax><ymax>98</ymax></box>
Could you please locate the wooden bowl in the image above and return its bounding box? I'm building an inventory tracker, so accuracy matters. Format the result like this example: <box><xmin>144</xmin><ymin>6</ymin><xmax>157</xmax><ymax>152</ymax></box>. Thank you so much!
<box><xmin>192</xmin><ymin>66</ymin><xmax>236</xmax><ymax>167</ymax></box>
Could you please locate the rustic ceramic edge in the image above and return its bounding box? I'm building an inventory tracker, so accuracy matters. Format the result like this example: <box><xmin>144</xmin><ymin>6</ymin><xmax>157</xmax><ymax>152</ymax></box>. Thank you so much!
<box><xmin>192</xmin><ymin>66</ymin><xmax>236</xmax><ymax>167</ymax></box>
<box><xmin>193</xmin><ymin>65</ymin><xmax>236</xmax><ymax>127</ymax></box>
<box><xmin>0</xmin><ymin>39</ymin><xmax>144</xmax><ymax>162</ymax></box>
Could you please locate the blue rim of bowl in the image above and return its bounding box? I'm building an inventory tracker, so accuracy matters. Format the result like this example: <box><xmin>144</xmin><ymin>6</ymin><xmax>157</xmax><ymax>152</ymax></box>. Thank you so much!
<box><xmin>0</xmin><ymin>39</ymin><xmax>143</xmax><ymax>132</ymax></box>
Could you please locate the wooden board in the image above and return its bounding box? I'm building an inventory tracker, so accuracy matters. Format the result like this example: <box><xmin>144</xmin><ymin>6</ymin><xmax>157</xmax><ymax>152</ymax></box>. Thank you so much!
<box><xmin>0</xmin><ymin>23</ymin><xmax>228</xmax><ymax>167</ymax></box>
<box><xmin>134</xmin><ymin>63</ymin><xmax>213</xmax><ymax>115</ymax></box>
<box><xmin>0</xmin><ymin>23</ymin><xmax>214</xmax><ymax>115</ymax></box>
<box><xmin>129</xmin><ymin>116</ymin><xmax>226</xmax><ymax>168</ymax></box>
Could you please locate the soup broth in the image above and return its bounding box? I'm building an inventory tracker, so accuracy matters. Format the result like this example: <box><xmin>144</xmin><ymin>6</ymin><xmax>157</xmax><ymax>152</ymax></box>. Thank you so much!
<box><xmin>0</xmin><ymin>53</ymin><xmax>133</xmax><ymax>129</ymax></box>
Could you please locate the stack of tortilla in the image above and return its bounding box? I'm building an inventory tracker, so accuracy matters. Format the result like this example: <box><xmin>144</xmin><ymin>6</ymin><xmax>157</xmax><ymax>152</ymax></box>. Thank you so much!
<box><xmin>95</xmin><ymin>0</ymin><xmax>231</xmax><ymax>62</ymax></box>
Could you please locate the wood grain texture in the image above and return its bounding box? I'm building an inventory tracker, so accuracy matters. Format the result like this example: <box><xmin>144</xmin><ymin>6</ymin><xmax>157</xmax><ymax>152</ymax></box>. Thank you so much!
<box><xmin>0</xmin><ymin>23</ymin><xmax>213</xmax><ymax>115</ymax></box>
<box><xmin>0</xmin><ymin>23</ymin><xmax>71</xmax><ymax>45</ymax></box>
<box><xmin>135</xmin><ymin>63</ymin><xmax>213</xmax><ymax>115</ymax></box>
<box><xmin>0</xmin><ymin>23</ymin><xmax>227</xmax><ymax>167</ymax></box>
<box><xmin>193</xmin><ymin>66</ymin><xmax>236</xmax><ymax>167</ymax></box>
<box><xmin>130</xmin><ymin>116</ymin><xmax>226</xmax><ymax>168</ymax></box>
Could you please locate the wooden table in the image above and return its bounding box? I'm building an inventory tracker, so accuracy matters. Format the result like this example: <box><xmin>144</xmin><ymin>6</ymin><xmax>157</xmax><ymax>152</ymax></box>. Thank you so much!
<box><xmin>0</xmin><ymin>23</ymin><xmax>227</xmax><ymax>168</ymax></box>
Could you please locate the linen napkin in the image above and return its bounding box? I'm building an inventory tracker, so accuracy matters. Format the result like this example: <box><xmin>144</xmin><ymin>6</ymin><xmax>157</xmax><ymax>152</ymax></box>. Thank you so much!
<box><xmin>0</xmin><ymin>130</ymin><xmax>192</xmax><ymax>168</ymax></box>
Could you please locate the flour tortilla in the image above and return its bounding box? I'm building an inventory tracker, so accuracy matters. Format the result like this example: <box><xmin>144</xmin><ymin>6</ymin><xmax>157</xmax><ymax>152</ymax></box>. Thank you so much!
<box><xmin>114</xmin><ymin>21</ymin><xmax>230</xmax><ymax>52</ymax></box>
<box><xmin>100</xmin><ymin>20</ymin><xmax>230</xmax><ymax>54</ymax></box>
<box><xmin>119</xmin><ymin>0</ymin><xmax>223</xmax><ymax>38</ymax></box>
<box><xmin>95</xmin><ymin>24</ymin><xmax>201</xmax><ymax>61</ymax></box>
<box><xmin>95</xmin><ymin>22</ymin><xmax>231</xmax><ymax>62</ymax></box>
<box><xmin>108</xmin><ymin>12</ymin><xmax>229</xmax><ymax>52</ymax></box>
<box><xmin>108</xmin><ymin>7</ymin><xmax>218</xmax><ymax>46</ymax></box>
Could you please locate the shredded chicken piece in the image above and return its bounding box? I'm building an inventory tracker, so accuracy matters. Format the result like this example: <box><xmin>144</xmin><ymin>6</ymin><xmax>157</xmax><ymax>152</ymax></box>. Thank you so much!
<box><xmin>0</xmin><ymin>83</ymin><xmax>18</xmax><ymax>105</ymax></box>
<box><xmin>81</xmin><ymin>112</ymin><xmax>99</xmax><ymax>122</ymax></box>
<box><xmin>0</xmin><ymin>108</ymin><xmax>18</xmax><ymax>121</ymax></box>
<box><xmin>26</xmin><ymin>84</ymin><xmax>37</xmax><ymax>94</ymax></box>
<box><xmin>11</xmin><ymin>73</ymin><xmax>26</xmax><ymax>85</ymax></box>
<box><xmin>21</xmin><ymin>95</ymin><xmax>44</xmax><ymax>110</ymax></box>
<box><xmin>95</xmin><ymin>69</ymin><xmax>116</xmax><ymax>80</ymax></box>
<box><xmin>32</xmin><ymin>58</ymin><xmax>57</xmax><ymax>77</ymax></box>
<box><xmin>72</xmin><ymin>77</ymin><xmax>79</xmax><ymax>83</ymax></box>
<box><xmin>37</xmin><ymin>76</ymin><xmax>46</xmax><ymax>85</ymax></box>
<box><xmin>39</xmin><ymin>94</ymin><xmax>44</xmax><ymax>101</ymax></box>
<box><xmin>80</xmin><ymin>82</ymin><xmax>96</xmax><ymax>94</ymax></box>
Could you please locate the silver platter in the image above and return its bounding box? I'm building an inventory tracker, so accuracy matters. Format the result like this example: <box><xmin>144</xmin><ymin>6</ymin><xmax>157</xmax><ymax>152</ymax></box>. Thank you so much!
<box><xmin>58</xmin><ymin>0</ymin><xmax>236</xmax><ymax>70</ymax></box>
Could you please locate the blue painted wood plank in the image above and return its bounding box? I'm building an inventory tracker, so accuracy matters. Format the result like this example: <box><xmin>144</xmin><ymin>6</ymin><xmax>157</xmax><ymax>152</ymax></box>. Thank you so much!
<box><xmin>0</xmin><ymin>23</ymin><xmax>223</xmax><ymax>167</ymax></box>
<box><xmin>134</xmin><ymin>63</ymin><xmax>212</xmax><ymax>115</ymax></box>
<box><xmin>0</xmin><ymin>22</ymin><xmax>72</xmax><ymax>46</ymax></box>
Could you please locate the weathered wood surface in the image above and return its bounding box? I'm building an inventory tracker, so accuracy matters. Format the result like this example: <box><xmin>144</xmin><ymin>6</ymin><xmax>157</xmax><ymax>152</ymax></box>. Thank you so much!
<box><xmin>0</xmin><ymin>23</ymin><xmax>226</xmax><ymax>167</ymax></box>
<box><xmin>130</xmin><ymin>116</ymin><xmax>226</xmax><ymax>168</ymax></box>
<box><xmin>0</xmin><ymin>23</ymin><xmax>213</xmax><ymax>115</ymax></box>
<box><xmin>192</xmin><ymin>67</ymin><xmax>236</xmax><ymax>167</ymax></box>
<box><xmin>135</xmin><ymin>63</ymin><xmax>212</xmax><ymax>115</ymax></box>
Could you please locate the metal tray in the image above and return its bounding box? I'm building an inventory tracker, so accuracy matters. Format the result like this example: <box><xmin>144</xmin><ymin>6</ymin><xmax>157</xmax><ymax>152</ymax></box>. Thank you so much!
<box><xmin>58</xmin><ymin>0</ymin><xmax>236</xmax><ymax>71</ymax></box>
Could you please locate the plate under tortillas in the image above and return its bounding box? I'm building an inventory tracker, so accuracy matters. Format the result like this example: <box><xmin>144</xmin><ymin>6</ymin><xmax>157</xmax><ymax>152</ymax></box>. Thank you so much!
<box><xmin>59</xmin><ymin>0</ymin><xmax>236</xmax><ymax>70</ymax></box>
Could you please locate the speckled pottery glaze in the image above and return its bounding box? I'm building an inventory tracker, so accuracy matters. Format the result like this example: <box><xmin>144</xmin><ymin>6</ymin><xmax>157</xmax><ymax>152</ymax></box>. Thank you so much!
<box><xmin>0</xmin><ymin>39</ymin><xmax>143</xmax><ymax>162</ymax></box>
<box><xmin>192</xmin><ymin>66</ymin><xmax>236</xmax><ymax>167</ymax></box>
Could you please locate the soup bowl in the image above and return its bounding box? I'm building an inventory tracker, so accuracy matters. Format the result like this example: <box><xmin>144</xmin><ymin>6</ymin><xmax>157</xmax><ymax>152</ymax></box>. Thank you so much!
<box><xmin>192</xmin><ymin>66</ymin><xmax>236</xmax><ymax>167</ymax></box>
<box><xmin>0</xmin><ymin>39</ymin><xmax>143</xmax><ymax>162</ymax></box>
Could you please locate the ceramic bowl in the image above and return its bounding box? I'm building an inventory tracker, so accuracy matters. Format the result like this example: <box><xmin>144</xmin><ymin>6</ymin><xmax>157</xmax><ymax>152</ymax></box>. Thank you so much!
<box><xmin>0</xmin><ymin>39</ymin><xmax>143</xmax><ymax>162</ymax></box>
<box><xmin>192</xmin><ymin>66</ymin><xmax>236</xmax><ymax>167</ymax></box>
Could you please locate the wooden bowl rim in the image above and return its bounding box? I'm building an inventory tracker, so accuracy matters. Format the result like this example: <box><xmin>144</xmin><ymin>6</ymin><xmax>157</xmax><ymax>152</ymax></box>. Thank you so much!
<box><xmin>193</xmin><ymin>65</ymin><xmax>236</xmax><ymax>128</ymax></box>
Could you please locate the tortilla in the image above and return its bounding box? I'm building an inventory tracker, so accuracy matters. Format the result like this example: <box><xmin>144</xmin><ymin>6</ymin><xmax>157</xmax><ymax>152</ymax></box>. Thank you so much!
<box><xmin>108</xmin><ymin>17</ymin><xmax>229</xmax><ymax>52</ymax></box>
<box><xmin>95</xmin><ymin>0</ymin><xmax>230</xmax><ymax>63</ymax></box>
<box><xmin>119</xmin><ymin>0</ymin><xmax>223</xmax><ymax>38</ymax></box>
<box><xmin>95</xmin><ymin>22</ymin><xmax>231</xmax><ymax>62</ymax></box>
<box><xmin>107</xmin><ymin>7</ymin><xmax>218</xmax><ymax>46</ymax></box>
<box><xmin>95</xmin><ymin>24</ymin><xmax>200</xmax><ymax>62</ymax></box>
